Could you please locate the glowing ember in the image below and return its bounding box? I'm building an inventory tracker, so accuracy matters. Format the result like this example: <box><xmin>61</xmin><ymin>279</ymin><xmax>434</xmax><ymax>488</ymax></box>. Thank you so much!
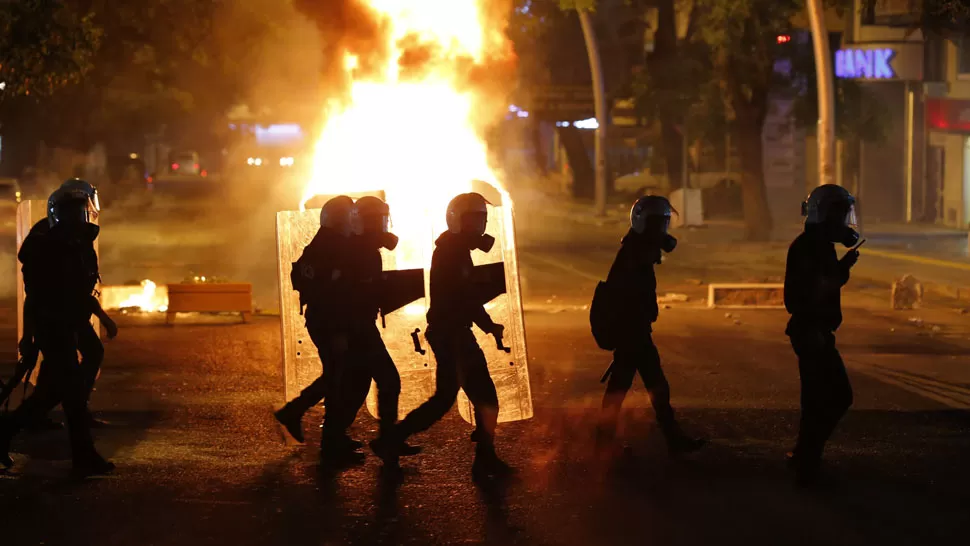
<box><xmin>117</xmin><ymin>280</ymin><xmax>169</xmax><ymax>312</ymax></box>
<box><xmin>301</xmin><ymin>0</ymin><xmax>514</xmax><ymax>256</ymax></box>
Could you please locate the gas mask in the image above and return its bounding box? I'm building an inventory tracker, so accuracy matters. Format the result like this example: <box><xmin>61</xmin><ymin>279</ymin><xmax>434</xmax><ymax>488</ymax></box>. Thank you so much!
<box><xmin>828</xmin><ymin>204</ymin><xmax>860</xmax><ymax>248</ymax></box>
<box><xmin>358</xmin><ymin>231</ymin><xmax>399</xmax><ymax>251</ymax></box>
<box><xmin>839</xmin><ymin>226</ymin><xmax>860</xmax><ymax>248</ymax></box>
<box><xmin>660</xmin><ymin>233</ymin><xmax>677</xmax><ymax>253</ymax></box>
<box><xmin>472</xmin><ymin>233</ymin><xmax>495</xmax><ymax>252</ymax></box>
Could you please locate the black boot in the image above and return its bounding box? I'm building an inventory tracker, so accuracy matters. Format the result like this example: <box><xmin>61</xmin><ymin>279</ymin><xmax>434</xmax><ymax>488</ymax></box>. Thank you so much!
<box><xmin>0</xmin><ymin>421</ymin><xmax>13</xmax><ymax>469</ymax></box>
<box><xmin>667</xmin><ymin>434</ymin><xmax>706</xmax><ymax>455</ymax></box>
<box><xmin>72</xmin><ymin>453</ymin><xmax>115</xmax><ymax>478</ymax></box>
<box><xmin>786</xmin><ymin>450</ymin><xmax>821</xmax><ymax>487</ymax></box>
<box><xmin>274</xmin><ymin>406</ymin><xmax>305</xmax><ymax>443</ymax></box>
<box><xmin>321</xmin><ymin>429</ymin><xmax>365</xmax><ymax>465</ymax></box>
<box><xmin>472</xmin><ymin>445</ymin><xmax>514</xmax><ymax>482</ymax></box>
<box><xmin>26</xmin><ymin>415</ymin><xmax>63</xmax><ymax>432</ymax></box>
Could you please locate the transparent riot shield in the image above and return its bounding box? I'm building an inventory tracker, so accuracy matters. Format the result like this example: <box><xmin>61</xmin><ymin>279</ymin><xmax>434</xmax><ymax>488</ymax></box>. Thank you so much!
<box><xmin>276</xmin><ymin>208</ymin><xmax>325</xmax><ymax>403</ymax></box>
<box><xmin>276</xmin><ymin>200</ymin><xmax>435</xmax><ymax>416</ymax></box>
<box><xmin>362</xmin><ymin>206</ymin><xmax>437</xmax><ymax>419</ymax></box>
<box><xmin>437</xmin><ymin>183</ymin><xmax>533</xmax><ymax>425</ymax></box>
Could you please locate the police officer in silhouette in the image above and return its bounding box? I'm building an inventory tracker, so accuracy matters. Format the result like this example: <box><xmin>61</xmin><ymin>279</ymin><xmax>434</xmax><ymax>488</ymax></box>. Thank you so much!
<box><xmin>387</xmin><ymin>193</ymin><xmax>512</xmax><ymax>480</ymax></box>
<box><xmin>597</xmin><ymin>196</ymin><xmax>705</xmax><ymax>455</ymax></box>
<box><xmin>784</xmin><ymin>184</ymin><xmax>861</xmax><ymax>485</ymax></box>
<box><xmin>275</xmin><ymin>196</ymin><xmax>363</xmax><ymax>459</ymax></box>
<box><xmin>1</xmin><ymin>179</ymin><xmax>115</xmax><ymax>476</ymax></box>
<box><xmin>328</xmin><ymin>196</ymin><xmax>420</xmax><ymax>468</ymax></box>
<box><xmin>17</xmin><ymin>181</ymin><xmax>117</xmax><ymax>431</ymax></box>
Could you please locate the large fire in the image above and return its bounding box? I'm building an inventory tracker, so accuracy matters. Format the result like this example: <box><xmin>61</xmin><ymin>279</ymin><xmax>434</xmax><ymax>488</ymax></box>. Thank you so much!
<box><xmin>300</xmin><ymin>0</ymin><xmax>514</xmax><ymax>252</ymax></box>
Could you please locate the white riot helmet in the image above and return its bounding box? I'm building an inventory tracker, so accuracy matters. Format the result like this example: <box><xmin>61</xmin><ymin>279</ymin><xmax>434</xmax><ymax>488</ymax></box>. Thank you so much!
<box><xmin>48</xmin><ymin>178</ymin><xmax>100</xmax><ymax>228</ymax></box>
<box><xmin>319</xmin><ymin>195</ymin><xmax>354</xmax><ymax>237</ymax></box>
<box><xmin>630</xmin><ymin>195</ymin><xmax>674</xmax><ymax>235</ymax></box>
<box><xmin>446</xmin><ymin>192</ymin><xmax>489</xmax><ymax>236</ymax></box>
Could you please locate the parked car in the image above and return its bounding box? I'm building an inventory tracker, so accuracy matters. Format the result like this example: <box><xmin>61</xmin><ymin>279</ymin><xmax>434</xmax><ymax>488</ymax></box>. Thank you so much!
<box><xmin>170</xmin><ymin>151</ymin><xmax>203</xmax><ymax>176</ymax></box>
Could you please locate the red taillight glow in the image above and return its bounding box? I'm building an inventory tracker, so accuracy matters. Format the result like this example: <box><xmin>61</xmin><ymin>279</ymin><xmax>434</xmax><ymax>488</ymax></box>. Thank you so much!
<box><xmin>172</xmin><ymin>163</ymin><xmax>179</xmax><ymax>170</ymax></box>
<box><xmin>201</xmin><ymin>169</ymin><xmax>208</xmax><ymax>178</ymax></box>
<box><xmin>193</xmin><ymin>163</ymin><xmax>199</xmax><ymax>170</ymax></box>
<box><xmin>777</xmin><ymin>34</ymin><xmax>791</xmax><ymax>44</ymax></box>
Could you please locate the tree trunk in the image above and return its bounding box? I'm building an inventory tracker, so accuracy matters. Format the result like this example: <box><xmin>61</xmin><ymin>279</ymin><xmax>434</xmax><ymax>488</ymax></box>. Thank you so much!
<box><xmin>660</xmin><ymin>120</ymin><xmax>684</xmax><ymax>190</ymax></box>
<box><xmin>737</xmin><ymin>125</ymin><xmax>773</xmax><ymax>241</ymax></box>
<box><xmin>653</xmin><ymin>0</ymin><xmax>682</xmax><ymax>191</ymax></box>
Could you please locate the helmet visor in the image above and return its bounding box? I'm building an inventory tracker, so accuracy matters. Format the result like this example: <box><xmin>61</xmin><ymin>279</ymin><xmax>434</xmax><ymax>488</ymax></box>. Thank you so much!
<box><xmin>845</xmin><ymin>204</ymin><xmax>858</xmax><ymax>229</ymax></box>
<box><xmin>461</xmin><ymin>211</ymin><xmax>488</xmax><ymax>236</ymax></box>
<box><xmin>358</xmin><ymin>213</ymin><xmax>390</xmax><ymax>235</ymax></box>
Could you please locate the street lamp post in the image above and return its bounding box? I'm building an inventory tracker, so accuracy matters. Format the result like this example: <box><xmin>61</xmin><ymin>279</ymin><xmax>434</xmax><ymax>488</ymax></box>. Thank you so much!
<box><xmin>807</xmin><ymin>0</ymin><xmax>836</xmax><ymax>187</ymax></box>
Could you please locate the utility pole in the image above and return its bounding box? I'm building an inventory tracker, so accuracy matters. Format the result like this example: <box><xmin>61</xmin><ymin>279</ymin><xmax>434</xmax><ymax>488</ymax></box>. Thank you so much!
<box><xmin>807</xmin><ymin>0</ymin><xmax>835</xmax><ymax>187</ymax></box>
<box><xmin>579</xmin><ymin>9</ymin><xmax>608</xmax><ymax>215</ymax></box>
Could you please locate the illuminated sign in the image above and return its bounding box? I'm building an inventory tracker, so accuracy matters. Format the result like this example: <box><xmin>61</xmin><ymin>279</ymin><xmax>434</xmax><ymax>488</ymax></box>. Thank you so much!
<box><xmin>835</xmin><ymin>48</ymin><xmax>896</xmax><ymax>79</ymax></box>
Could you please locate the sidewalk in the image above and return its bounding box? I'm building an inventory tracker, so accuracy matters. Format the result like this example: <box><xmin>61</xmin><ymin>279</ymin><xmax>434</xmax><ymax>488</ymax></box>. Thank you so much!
<box><xmin>514</xmin><ymin>188</ymin><xmax>970</xmax><ymax>307</ymax></box>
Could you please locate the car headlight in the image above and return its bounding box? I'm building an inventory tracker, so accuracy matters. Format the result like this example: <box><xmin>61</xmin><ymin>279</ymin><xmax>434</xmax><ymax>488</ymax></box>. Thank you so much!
<box><xmin>247</xmin><ymin>157</ymin><xmax>255</xmax><ymax>166</ymax></box>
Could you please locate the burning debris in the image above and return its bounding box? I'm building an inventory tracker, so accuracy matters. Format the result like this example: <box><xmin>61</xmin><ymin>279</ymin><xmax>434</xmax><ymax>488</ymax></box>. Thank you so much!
<box><xmin>104</xmin><ymin>280</ymin><xmax>169</xmax><ymax>313</ymax></box>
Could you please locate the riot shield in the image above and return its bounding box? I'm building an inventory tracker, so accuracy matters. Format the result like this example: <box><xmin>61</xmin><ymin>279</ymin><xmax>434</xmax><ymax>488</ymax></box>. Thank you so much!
<box><xmin>277</xmin><ymin>204</ymin><xmax>435</xmax><ymax>416</ymax></box>
<box><xmin>443</xmin><ymin>184</ymin><xmax>533</xmax><ymax>425</ymax></box>
<box><xmin>362</xmin><ymin>207</ymin><xmax>436</xmax><ymax>420</ymax></box>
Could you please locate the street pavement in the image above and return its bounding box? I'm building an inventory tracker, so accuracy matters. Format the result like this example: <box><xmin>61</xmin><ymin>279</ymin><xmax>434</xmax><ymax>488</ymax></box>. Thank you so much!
<box><xmin>0</xmin><ymin>190</ymin><xmax>969</xmax><ymax>545</ymax></box>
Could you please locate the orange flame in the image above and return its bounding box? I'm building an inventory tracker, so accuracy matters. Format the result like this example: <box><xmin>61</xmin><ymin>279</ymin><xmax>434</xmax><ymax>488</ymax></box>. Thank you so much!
<box><xmin>301</xmin><ymin>0</ymin><xmax>515</xmax><ymax>231</ymax></box>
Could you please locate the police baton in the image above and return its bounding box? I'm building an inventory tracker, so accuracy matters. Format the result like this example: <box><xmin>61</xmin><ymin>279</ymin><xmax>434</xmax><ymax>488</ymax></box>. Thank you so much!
<box><xmin>599</xmin><ymin>361</ymin><xmax>615</xmax><ymax>384</ymax></box>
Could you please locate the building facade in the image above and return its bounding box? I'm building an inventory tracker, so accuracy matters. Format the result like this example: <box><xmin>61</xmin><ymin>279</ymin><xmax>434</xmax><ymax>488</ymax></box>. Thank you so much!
<box><xmin>842</xmin><ymin>0</ymin><xmax>970</xmax><ymax>228</ymax></box>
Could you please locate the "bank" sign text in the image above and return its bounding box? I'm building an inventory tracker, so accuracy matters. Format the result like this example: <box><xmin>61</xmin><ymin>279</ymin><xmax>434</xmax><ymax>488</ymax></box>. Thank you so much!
<box><xmin>835</xmin><ymin>48</ymin><xmax>896</xmax><ymax>80</ymax></box>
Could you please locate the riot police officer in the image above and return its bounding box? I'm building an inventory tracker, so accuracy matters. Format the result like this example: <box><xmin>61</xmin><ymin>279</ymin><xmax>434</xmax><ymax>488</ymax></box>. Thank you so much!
<box><xmin>388</xmin><ymin>192</ymin><xmax>512</xmax><ymax>480</ymax></box>
<box><xmin>275</xmin><ymin>196</ymin><xmax>362</xmax><ymax>457</ymax></box>
<box><xmin>18</xmin><ymin>183</ymin><xmax>117</xmax><ymax>431</ymax></box>
<box><xmin>1</xmin><ymin>179</ymin><xmax>114</xmax><ymax>476</ymax></box>
<box><xmin>784</xmin><ymin>184</ymin><xmax>860</xmax><ymax>485</ymax></box>
<box><xmin>330</xmin><ymin>196</ymin><xmax>419</xmax><ymax>467</ymax></box>
<box><xmin>597</xmin><ymin>196</ymin><xmax>705</xmax><ymax>454</ymax></box>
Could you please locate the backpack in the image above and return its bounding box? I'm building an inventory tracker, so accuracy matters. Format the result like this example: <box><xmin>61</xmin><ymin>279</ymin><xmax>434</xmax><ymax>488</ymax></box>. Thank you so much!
<box><xmin>290</xmin><ymin>251</ymin><xmax>318</xmax><ymax>315</ymax></box>
<box><xmin>589</xmin><ymin>280</ymin><xmax>618</xmax><ymax>351</ymax></box>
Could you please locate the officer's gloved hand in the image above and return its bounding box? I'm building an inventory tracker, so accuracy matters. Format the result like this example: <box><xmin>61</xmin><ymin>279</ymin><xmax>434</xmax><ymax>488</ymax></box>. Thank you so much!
<box><xmin>840</xmin><ymin>249</ymin><xmax>860</xmax><ymax>269</ymax></box>
<box><xmin>18</xmin><ymin>336</ymin><xmax>36</xmax><ymax>357</ymax></box>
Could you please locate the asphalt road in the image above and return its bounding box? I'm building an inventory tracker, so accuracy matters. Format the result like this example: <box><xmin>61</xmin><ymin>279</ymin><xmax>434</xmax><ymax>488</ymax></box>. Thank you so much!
<box><xmin>1</xmin><ymin>191</ymin><xmax>969</xmax><ymax>545</ymax></box>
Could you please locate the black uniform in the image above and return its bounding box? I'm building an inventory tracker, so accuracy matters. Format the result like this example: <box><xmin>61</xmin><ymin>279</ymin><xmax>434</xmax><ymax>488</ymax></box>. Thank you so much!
<box><xmin>600</xmin><ymin>230</ymin><xmax>685</xmax><ymax>442</ymax></box>
<box><xmin>279</xmin><ymin>227</ymin><xmax>354</xmax><ymax>436</ymax></box>
<box><xmin>325</xmin><ymin>236</ymin><xmax>402</xmax><ymax>442</ymax></box>
<box><xmin>22</xmin><ymin>220</ymin><xmax>105</xmax><ymax>405</ymax></box>
<box><xmin>1</xmin><ymin>222</ymin><xmax>103</xmax><ymax>467</ymax></box>
<box><xmin>397</xmin><ymin>231</ymin><xmax>500</xmax><ymax>450</ymax></box>
<box><xmin>784</xmin><ymin>227</ymin><xmax>854</xmax><ymax>466</ymax></box>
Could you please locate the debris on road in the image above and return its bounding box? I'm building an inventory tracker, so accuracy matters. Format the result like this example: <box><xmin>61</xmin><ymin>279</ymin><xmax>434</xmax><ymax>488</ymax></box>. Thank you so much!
<box><xmin>892</xmin><ymin>275</ymin><xmax>923</xmax><ymax>310</ymax></box>
<box><xmin>657</xmin><ymin>293</ymin><xmax>689</xmax><ymax>304</ymax></box>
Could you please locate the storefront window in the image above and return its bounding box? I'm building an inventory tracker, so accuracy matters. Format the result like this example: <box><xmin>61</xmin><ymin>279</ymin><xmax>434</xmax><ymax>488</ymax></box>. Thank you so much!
<box><xmin>861</xmin><ymin>0</ymin><xmax>920</xmax><ymax>26</ymax></box>
<box><xmin>958</xmin><ymin>37</ymin><xmax>970</xmax><ymax>77</ymax></box>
